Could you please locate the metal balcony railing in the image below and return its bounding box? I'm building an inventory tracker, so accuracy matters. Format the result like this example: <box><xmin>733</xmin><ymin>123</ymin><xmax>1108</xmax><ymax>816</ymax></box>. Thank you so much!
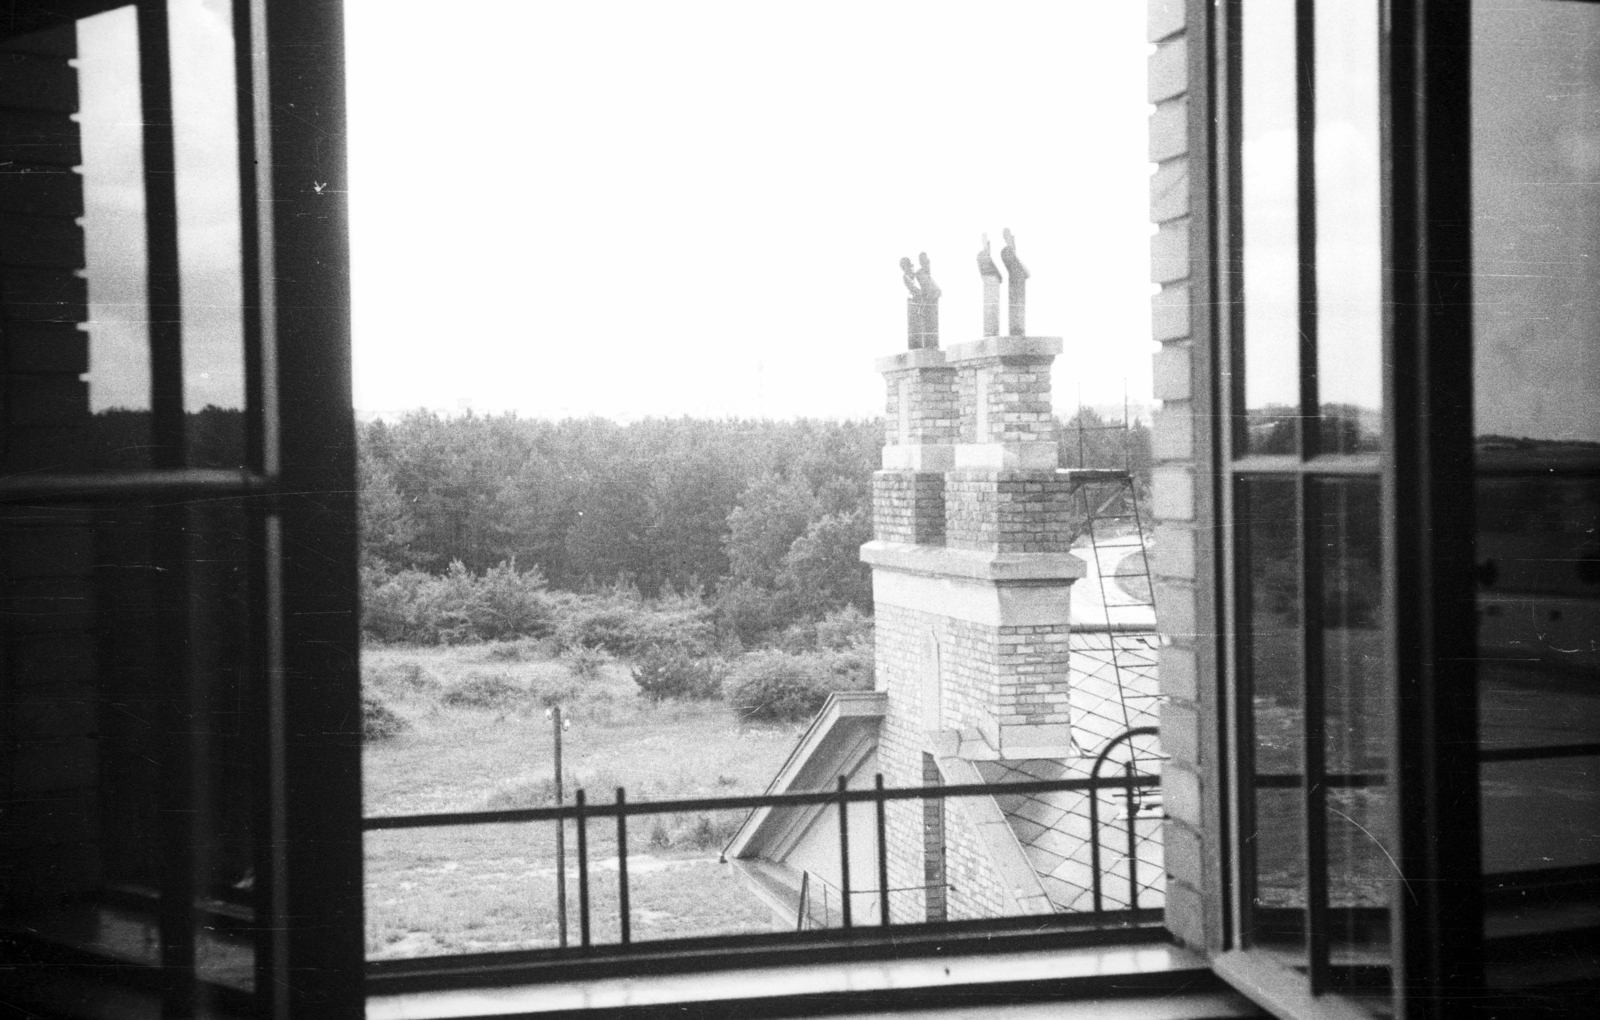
<box><xmin>363</xmin><ymin>726</ymin><xmax>1164</xmax><ymax>951</ymax></box>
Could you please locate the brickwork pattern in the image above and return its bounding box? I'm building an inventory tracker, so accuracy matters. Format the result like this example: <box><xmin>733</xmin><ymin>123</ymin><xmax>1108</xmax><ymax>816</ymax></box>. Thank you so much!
<box><xmin>874</xmin><ymin>603</ymin><xmax>1010</xmax><ymax>921</ymax></box>
<box><xmin>953</xmin><ymin>359</ymin><xmax>1057</xmax><ymax>444</ymax></box>
<box><xmin>872</xmin><ymin>471</ymin><xmax>945</xmax><ymax>545</ymax></box>
<box><xmin>882</xmin><ymin>367</ymin><xmax>958</xmax><ymax>446</ymax></box>
<box><xmin>944</xmin><ymin>471</ymin><xmax>1078</xmax><ymax>553</ymax></box>
<box><xmin>921</xmin><ymin>752</ymin><xmax>948</xmax><ymax>921</ymax></box>
<box><xmin>1148</xmin><ymin>0</ymin><xmax>1210</xmax><ymax>950</ymax></box>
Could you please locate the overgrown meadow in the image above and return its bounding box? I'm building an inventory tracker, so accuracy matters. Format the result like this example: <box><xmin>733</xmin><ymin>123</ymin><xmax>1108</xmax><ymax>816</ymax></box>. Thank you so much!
<box><xmin>359</xmin><ymin>412</ymin><xmax>1152</xmax><ymax>957</ymax></box>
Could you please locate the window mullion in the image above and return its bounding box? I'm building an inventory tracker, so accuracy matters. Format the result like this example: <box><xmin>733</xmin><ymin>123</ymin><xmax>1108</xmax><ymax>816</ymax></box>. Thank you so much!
<box><xmin>1295</xmin><ymin>0</ymin><xmax>1319</xmax><ymax>462</ymax></box>
<box><xmin>1300</xmin><ymin>473</ymin><xmax>1330</xmax><ymax>993</ymax></box>
<box><xmin>135</xmin><ymin>1</ymin><xmax>200</xmax><ymax>1014</ymax></box>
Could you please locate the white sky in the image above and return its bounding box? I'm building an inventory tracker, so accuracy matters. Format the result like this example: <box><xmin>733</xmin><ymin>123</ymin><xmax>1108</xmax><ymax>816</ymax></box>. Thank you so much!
<box><xmin>344</xmin><ymin>1</ymin><xmax>1158</xmax><ymax>421</ymax></box>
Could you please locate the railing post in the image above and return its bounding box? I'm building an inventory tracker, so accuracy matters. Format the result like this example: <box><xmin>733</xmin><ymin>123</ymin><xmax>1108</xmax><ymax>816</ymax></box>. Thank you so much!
<box><xmin>875</xmin><ymin>774</ymin><xmax>890</xmax><ymax>927</ymax></box>
<box><xmin>1125</xmin><ymin>761</ymin><xmax>1139</xmax><ymax>911</ymax></box>
<box><xmin>1089</xmin><ymin>777</ymin><xmax>1104</xmax><ymax>914</ymax></box>
<box><xmin>796</xmin><ymin>870</ymin><xmax>810</xmax><ymax>932</ymax></box>
<box><xmin>552</xmin><ymin>706</ymin><xmax>567</xmax><ymax>948</ymax></box>
<box><xmin>615</xmin><ymin>787</ymin><xmax>629</xmax><ymax>945</ymax></box>
<box><xmin>575</xmin><ymin>789</ymin><xmax>590</xmax><ymax>947</ymax></box>
<box><xmin>837</xmin><ymin>775</ymin><xmax>852</xmax><ymax>929</ymax></box>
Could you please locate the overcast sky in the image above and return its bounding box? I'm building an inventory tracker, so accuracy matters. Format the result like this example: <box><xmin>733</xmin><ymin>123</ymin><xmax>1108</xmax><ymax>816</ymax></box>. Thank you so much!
<box><xmin>78</xmin><ymin>1</ymin><xmax>1158</xmax><ymax>422</ymax></box>
<box><xmin>344</xmin><ymin>0</ymin><xmax>1157</xmax><ymax>421</ymax></box>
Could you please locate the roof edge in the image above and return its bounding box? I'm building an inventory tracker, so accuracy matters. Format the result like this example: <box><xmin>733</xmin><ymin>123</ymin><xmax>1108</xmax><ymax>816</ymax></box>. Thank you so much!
<box><xmin>723</xmin><ymin>691</ymin><xmax>887</xmax><ymax>860</ymax></box>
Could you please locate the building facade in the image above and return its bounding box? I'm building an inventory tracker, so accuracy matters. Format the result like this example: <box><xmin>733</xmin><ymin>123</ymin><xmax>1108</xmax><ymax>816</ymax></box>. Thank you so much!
<box><xmin>0</xmin><ymin>1</ymin><xmax>1593</xmax><ymax>1018</ymax></box>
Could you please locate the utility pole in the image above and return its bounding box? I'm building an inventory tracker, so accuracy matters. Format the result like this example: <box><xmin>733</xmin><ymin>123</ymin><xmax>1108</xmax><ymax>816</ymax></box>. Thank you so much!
<box><xmin>547</xmin><ymin>706</ymin><xmax>569</xmax><ymax>947</ymax></box>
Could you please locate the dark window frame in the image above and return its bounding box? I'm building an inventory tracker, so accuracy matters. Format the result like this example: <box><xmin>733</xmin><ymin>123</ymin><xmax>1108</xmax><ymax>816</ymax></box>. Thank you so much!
<box><xmin>1207</xmin><ymin>1</ymin><xmax>1485</xmax><ymax>1018</ymax></box>
<box><xmin>0</xmin><ymin>1</ymin><xmax>361</xmax><ymax>1016</ymax></box>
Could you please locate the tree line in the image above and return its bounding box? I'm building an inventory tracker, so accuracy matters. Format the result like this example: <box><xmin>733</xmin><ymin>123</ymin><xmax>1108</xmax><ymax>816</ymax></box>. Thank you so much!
<box><xmin>358</xmin><ymin>410</ymin><xmax>1151</xmax><ymax>642</ymax></box>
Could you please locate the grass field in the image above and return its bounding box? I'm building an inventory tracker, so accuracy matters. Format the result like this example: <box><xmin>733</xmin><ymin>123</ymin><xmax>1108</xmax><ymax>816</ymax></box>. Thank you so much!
<box><xmin>362</xmin><ymin>643</ymin><xmax>805</xmax><ymax>958</ymax></box>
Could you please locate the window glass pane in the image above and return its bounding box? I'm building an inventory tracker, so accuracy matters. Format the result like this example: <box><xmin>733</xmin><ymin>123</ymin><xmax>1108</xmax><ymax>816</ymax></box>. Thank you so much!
<box><xmin>0</xmin><ymin>10</ymin><xmax>151</xmax><ymax>472</ymax></box>
<box><xmin>1472</xmin><ymin>0</ymin><xmax>1600</xmax><ymax>998</ymax></box>
<box><xmin>1240</xmin><ymin>477</ymin><xmax>1305</xmax><ymax>954</ymax></box>
<box><xmin>1239</xmin><ymin>0</ymin><xmax>1301</xmax><ymax>455</ymax></box>
<box><xmin>1315</xmin><ymin>477</ymin><xmax>1391</xmax><ymax>1001</ymax></box>
<box><xmin>1313</xmin><ymin>1</ymin><xmax>1381</xmax><ymax>455</ymax></box>
<box><xmin>0</xmin><ymin>502</ymin><xmax>256</xmax><ymax>1003</ymax></box>
<box><xmin>171</xmin><ymin>0</ymin><xmax>246</xmax><ymax>468</ymax></box>
<box><xmin>2</xmin><ymin>1</ymin><xmax>248</xmax><ymax>476</ymax></box>
<box><xmin>1472</xmin><ymin>0</ymin><xmax>1600</xmax><ymax>448</ymax></box>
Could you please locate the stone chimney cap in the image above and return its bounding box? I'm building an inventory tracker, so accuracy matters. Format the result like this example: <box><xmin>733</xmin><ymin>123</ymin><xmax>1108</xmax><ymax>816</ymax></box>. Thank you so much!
<box><xmin>943</xmin><ymin>336</ymin><xmax>1063</xmax><ymax>364</ymax></box>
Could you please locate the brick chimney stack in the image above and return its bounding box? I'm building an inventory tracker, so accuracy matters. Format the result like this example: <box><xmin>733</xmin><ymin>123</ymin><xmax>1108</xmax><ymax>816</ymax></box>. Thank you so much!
<box><xmin>864</xmin><ymin>334</ymin><xmax>1084</xmax><ymax>764</ymax></box>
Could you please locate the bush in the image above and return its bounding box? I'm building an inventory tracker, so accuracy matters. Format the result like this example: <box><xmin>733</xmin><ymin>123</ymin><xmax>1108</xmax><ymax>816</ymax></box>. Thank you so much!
<box><xmin>812</xmin><ymin>605</ymin><xmax>873</xmax><ymax>651</ymax></box>
<box><xmin>471</xmin><ymin>559</ymin><xmax>554</xmax><ymax>640</ymax></box>
<box><xmin>726</xmin><ymin>651</ymin><xmax>816</xmax><ymax>723</ymax></box>
<box><xmin>552</xmin><ymin>591</ymin><xmax>716</xmax><ymax>659</ymax></box>
<box><xmin>560</xmin><ymin>646</ymin><xmax>609</xmax><ymax>683</ymax></box>
<box><xmin>726</xmin><ymin>648</ymin><xmax>873</xmax><ymax>724</ymax></box>
<box><xmin>631</xmin><ymin>648</ymin><xmax>725</xmax><ymax>702</ymax></box>
<box><xmin>712</xmin><ymin>580</ymin><xmax>796</xmax><ymax>648</ymax></box>
<box><xmin>366</xmin><ymin>660</ymin><xmax>440</xmax><ymax>693</ymax></box>
<box><xmin>777</xmin><ymin>605</ymin><xmax>874</xmax><ymax>654</ymax></box>
<box><xmin>529</xmin><ymin>671</ymin><xmax>584</xmax><ymax>708</ymax></box>
<box><xmin>360</xmin><ymin>559</ymin><xmax>551</xmax><ymax>645</ymax></box>
<box><xmin>362</xmin><ymin>694</ymin><xmax>408</xmax><ymax>742</ymax></box>
<box><xmin>441</xmin><ymin>671</ymin><xmax>523</xmax><ymax>708</ymax></box>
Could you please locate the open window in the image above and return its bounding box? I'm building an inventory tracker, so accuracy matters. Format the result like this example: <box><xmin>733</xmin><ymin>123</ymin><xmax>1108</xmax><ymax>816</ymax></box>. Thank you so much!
<box><xmin>1189</xmin><ymin>1</ymin><xmax>1600</xmax><ymax>1017</ymax></box>
<box><xmin>0</xmin><ymin>1</ymin><xmax>361</xmax><ymax>1016</ymax></box>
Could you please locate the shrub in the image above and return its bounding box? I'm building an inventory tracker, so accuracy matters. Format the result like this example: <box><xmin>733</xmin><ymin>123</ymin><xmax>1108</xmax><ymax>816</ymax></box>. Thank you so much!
<box><xmin>359</xmin><ymin>559</ymin><xmax>551</xmax><ymax>645</ymax></box>
<box><xmin>683</xmin><ymin>812</ymin><xmax>742</xmax><ymax>850</ymax></box>
<box><xmin>441</xmin><ymin>671</ymin><xmax>523</xmax><ymax>708</ymax></box>
<box><xmin>554</xmin><ymin>601</ymin><xmax>651</xmax><ymax>656</ymax></box>
<box><xmin>470</xmin><ymin>559</ymin><xmax>553</xmax><ymax>640</ymax></box>
<box><xmin>812</xmin><ymin>605</ymin><xmax>874</xmax><ymax>651</ymax></box>
<box><xmin>361</xmin><ymin>566</ymin><xmax>447</xmax><ymax>644</ymax></box>
<box><xmin>725</xmin><ymin>651</ymin><xmax>825</xmax><ymax>723</ymax></box>
<box><xmin>712</xmin><ymin>580</ymin><xmax>796</xmax><ymax>648</ymax></box>
<box><xmin>362</xmin><ymin>694</ymin><xmax>408</xmax><ymax>742</ymax></box>
<box><xmin>631</xmin><ymin>648</ymin><xmax>725</xmax><ymax>702</ymax></box>
<box><xmin>777</xmin><ymin>605</ymin><xmax>874</xmax><ymax>654</ymax></box>
<box><xmin>552</xmin><ymin>591</ymin><xmax>717</xmax><ymax>659</ymax></box>
<box><xmin>366</xmin><ymin>660</ymin><xmax>439</xmax><ymax>693</ymax></box>
<box><xmin>648</xmin><ymin>818</ymin><xmax>672</xmax><ymax>849</ymax></box>
<box><xmin>726</xmin><ymin>648</ymin><xmax>873</xmax><ymax>723</ymax></box>
<box><xmin>562</xmin><ymin>646</ymin><xmax>610</xmax><ymax>683</ymax></box>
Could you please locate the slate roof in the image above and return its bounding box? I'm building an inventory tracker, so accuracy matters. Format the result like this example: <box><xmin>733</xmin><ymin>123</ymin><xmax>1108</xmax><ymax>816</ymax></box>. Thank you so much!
<box><xmin>973</xmin><ymin>629</ymin><xmax>1165</xmax><ymax>914</ymax></box>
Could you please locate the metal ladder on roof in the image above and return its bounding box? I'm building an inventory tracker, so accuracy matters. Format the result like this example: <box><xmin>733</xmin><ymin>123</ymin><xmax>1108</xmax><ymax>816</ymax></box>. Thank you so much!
<box><xmin>1063</xmin><ymin>412</ymin><xmax>1159</xmax><ymax>782</ymax></box>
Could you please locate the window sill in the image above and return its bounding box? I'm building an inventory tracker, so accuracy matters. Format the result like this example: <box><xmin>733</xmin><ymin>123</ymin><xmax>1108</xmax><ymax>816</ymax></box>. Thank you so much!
<box><xmin>1211</xmin><ymin>951</ymin><xmax>1386</xmax><ymax>1020</ymax></box>
<box><xmin>367</xmin><ymin>927</ymin><xmax>1256</xmax><ymax>1020</ymax></box>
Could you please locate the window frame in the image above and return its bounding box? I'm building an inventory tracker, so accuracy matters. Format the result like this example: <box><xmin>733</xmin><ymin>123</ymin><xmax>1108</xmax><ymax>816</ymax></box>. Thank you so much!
<box><xmin>0</xmin><ymin>1</ymin><xmax>362</xmax><ymax>1016</ymax></box>
<box><xmin>1206</xmin><ymin>1</ymin><xmax>1485</xmax><ymax>1018</ymax></box>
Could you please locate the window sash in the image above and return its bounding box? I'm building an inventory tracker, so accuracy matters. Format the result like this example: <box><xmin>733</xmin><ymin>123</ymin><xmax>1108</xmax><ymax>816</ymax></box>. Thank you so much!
<box><xmin>1215</xmin><ymin>1</ymin><xmax>1483</xmax><ymax>1018</ymax></box>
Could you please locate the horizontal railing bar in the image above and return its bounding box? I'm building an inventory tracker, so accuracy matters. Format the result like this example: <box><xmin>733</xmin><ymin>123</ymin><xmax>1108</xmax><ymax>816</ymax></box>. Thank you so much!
<box><xmin>1479</xmin><ymin>742</ymin><xmax>1600</xmax><ymax>763</ymax></box>
<box><xmin>363</xmin><ymin>775</ymin><xmax>1161</xmax><ymax>831</ymax></box>
<box><xmin>1252</xmin><ymin>773</ymin><xmax>1385</xmax><ymax>789</ymax></box>
<box><xmin>0</xmin><ymin>468</ymin><xmax>275</xmax><ymax>504</ymax></box>
<box><xmin>1251</xmin><ymin>742</ymin><xmax>1600</xmax><ymax>784</ymax></box>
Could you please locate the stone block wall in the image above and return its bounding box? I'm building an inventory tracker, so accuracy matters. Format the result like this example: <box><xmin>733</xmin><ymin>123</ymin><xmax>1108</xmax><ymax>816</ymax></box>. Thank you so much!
<box><xmin>1147</xmin><ymin>0</ymin><xmax>1217</xmax><ymax>952</ymax></box>
<box><xmin>944</xmin><ymin>472</ymin><xmax>1077</xmax><ymax>553</ymax></box>
<box><xmin>872</xmin><ymin>471</ymin><xmax>945</xmax><ymax>545</ymax></box>
<box><xmin>993</xmin><ymin>626</ymin><xmax>1074</xmax><ymax>729</ymax></box>
<box><xmin>882</xmin><ymin>365</ymin><xmax>958</xmax><ymax>447</ymax></box>
<box><xmin>873</xmin><ymin>607</ymin><xmax>1012</xmax><ymax>922</ymax></box>
<box><xmin>953</xmin><ymin>357</ymin><xmax>1057</xmax><ymax>445</ymax></box>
